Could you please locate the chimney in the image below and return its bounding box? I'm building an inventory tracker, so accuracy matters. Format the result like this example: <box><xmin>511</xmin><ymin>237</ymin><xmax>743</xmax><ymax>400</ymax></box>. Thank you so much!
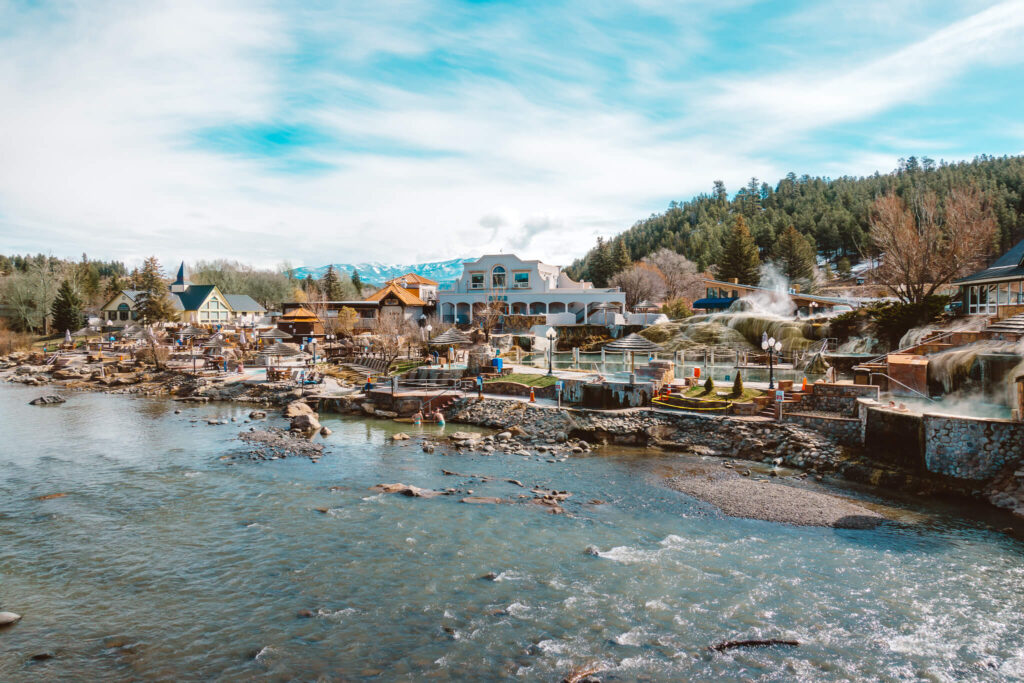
<box><xmin>729</xmin><ymin>278</ymin><xmax>738</xmax><ymax>284</ymax></box>
<box><xmin>792</xmin><ymin>283</ymin><xmax>801</xmax><ymax>293</ymax></box>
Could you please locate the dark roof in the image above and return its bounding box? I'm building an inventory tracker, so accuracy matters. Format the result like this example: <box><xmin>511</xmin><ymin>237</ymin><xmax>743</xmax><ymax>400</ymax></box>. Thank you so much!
<box><xmin>174</xmin><ymin>261</ymin><xmax>191</xmax><ymax>286</ymax></box>
<box><xmin>173</xmin><ymin>285</ymin><xmax>217</xmax><ymax>311</ymax></box>
<box><xmin>224</xmin><ymin>294</ymin><xmax>265</xmax><ymax>312</ymax></box>
<box><xmin>953</xmin><ymin>238</ymin><xmax>1024</xmax><ymax>284</ymax></box>
<box><xmin>693</xmin><ymin>297</ymin><xmax>737</xmax><ymax>310</ymax></box>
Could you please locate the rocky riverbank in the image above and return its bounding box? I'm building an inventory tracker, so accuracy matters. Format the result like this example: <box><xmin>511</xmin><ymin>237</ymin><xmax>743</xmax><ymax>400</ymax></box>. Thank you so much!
<box><xmin>1</xmin><ymin>351</ymin><xmax>318</xmax><ymax>406</ymax></box>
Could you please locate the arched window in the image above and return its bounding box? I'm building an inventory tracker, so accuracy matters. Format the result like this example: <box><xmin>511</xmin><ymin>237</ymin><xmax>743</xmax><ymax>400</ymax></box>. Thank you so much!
<box><xmin>492</xmin><ymin>266</ymin><xmax>506</xmax><ymax>289</ymax></box>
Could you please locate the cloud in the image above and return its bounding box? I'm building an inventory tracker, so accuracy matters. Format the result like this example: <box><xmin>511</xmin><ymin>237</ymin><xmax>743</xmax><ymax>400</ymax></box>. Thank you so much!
<box><xmin>0</xmin><ymin>0</ymin><xmax>1021</xmax><ymax>270</ymax></box>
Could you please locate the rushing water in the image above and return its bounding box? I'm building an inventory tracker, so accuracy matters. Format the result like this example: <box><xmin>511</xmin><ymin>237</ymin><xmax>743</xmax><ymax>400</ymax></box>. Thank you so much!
<box><xmin>2</xmin><ymin>385</ymin><xmax>1024</xmax><ymax>681</ymax></box>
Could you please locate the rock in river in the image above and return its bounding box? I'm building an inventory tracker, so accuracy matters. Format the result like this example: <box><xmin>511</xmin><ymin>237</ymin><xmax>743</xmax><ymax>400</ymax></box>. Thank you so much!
<box><xmin>289</xmin><ymin>413</ymin><xmax>322</xmax><ymax>433</ymax></box>
<box><xmin>283</xmin><ymin>400</ymin><xmax>314</xmax><ymax>418</ymax></box>
<box><xmin>0</xmin><ymin>611</ymin><xmax>22</xmax><ymax>626</ymax></box>
<box><xmin>29</xmin><ymin>395</ymin><xmax>65</xmax><ymax>406</ymax></box>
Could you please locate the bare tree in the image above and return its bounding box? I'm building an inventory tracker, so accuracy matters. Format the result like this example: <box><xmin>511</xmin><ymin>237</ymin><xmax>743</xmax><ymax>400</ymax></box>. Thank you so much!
<box><xmin>476</xmin><ymin>300</ymin><xmax>506</xmax><ymax>341</ymax></box>
<box><xmin>610</xmin><ymin>263</ymin><xmax>666</xmax><ymax>309</ymax></box>
<box><xmin>642</xmin><ymin>249</ymin><xmax>703</xmax><ymax>301</ymax></box>
<box><xmin>869</xmin><ymin>186</ymin><xmax>996</xmax><ymax>303</ymax></box>
<box><xmin>372</xmin><ymin>313</ymin><xmax>416</xmax><ymax>373</ymax></box>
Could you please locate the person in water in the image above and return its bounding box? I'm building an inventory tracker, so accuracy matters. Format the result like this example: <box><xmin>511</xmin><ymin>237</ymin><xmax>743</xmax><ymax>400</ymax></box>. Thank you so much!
<box><xmin>412</xmin><ymin>410</ymin><xmax>423</xmax><ymax>426</ymax></box>
<box><xmin>433</xmin><ymin>409</ymin><xmax>445</xmax><ymax>426</ymax></box>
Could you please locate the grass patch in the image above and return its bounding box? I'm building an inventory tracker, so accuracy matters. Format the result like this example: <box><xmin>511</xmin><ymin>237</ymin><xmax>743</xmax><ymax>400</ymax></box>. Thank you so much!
<box><xmin>684</xmin><ymin>385</ymin><xmax>763</xmax><ymax>402</ymax></box>
<box><xmin>485</xmin><ymin>373</ymin><xmax>558</xmax><ymax>388</ymax></box>
<box><xmin>389</xmin><ymin>360</ymin><xmax>427</xmax><ymax>376</ymax></box>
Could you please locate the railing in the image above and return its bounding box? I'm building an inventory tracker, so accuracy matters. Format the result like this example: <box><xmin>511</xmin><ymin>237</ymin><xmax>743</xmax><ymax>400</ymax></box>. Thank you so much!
<box><xmin>868</xmin><ymin>372</ymin><xmax>936</xmax><ymax>402</ymax></box>
<box><xmin>864</xmin><ymin>330</ymin><xmax>956</xmax><ymax>365</ymax></box>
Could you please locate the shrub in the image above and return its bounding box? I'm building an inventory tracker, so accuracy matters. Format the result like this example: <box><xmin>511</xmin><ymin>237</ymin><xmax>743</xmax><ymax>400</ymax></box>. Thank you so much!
<box><xmin>703</xmin><ymin>376</ymin><xmax>714</xmax><ymax>394</ymax></box>
<box><xmin>661</xmin><ymin>298</ymin><xmax>693</xmax><ymax>320</ymax></box>
<box><xmin>731</xmin><ymin>371</ymin><xmax>743</xmax><ymax>398</ymax></box>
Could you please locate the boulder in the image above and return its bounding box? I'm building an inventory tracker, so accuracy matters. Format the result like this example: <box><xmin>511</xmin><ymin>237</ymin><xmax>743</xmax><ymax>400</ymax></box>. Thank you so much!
<box><xmin>289</xmin><ymin>413</ymin><xmax>322</xmax><ymax>433</ymax></box>
<box><xmin>375</xmin><ymin>410</ymin><xmax>398</xmax><ymax>419</ymax></box>
<box><xmin>393</xmin><ymin>433</ymin><xmax>410</xmax><ymax>440</ymax></box>
<box><xmin>461</xmin><ymin>496</ymin><xmax>504</xmax><ymax>504</ymax></box>
<box><xmin>249</xmin><ymin>410</ymin><xmax>267</xmax><ymax>419</ymax></box>
<box><xmin>0</xmin><ymin>611</ymin><xmax>21</xmax><ymax>626</ymax></box>
<box><xmin>29</xmin><ymin>395</ymin><xmax>65</xmax><ymax>406</ymax></box>
<box><xmin>495</xmin><ymin>431</ymin><xmax>512</xmax><ymax>441</ymax></box>
<box><xmin>283</xmin><ymin>400</ymin><xmax>314</xmax><ymax>418</ymax></box>
<box><xmin>360</xmin><ymin>402</ymin><xmax>376</xmax><ymax>415</ymax></box>
<box><xmin>370</xmin><ymin>483</ymin><xmax>441</xmax><ymax>498</ymax></box>
<box><xmin>320</xmin><ymin>426</ymin><xmax>332</xmax><ymax>436</ymax></box>
<box><xmin>52</xmin><ymin>368</ymin><xmax>81</xmax><ymax>380</ymax></box>
<box><xmin>450</xmin><ymin>431</ymin><xmax>482</xmax><ymax>442</ymax></box>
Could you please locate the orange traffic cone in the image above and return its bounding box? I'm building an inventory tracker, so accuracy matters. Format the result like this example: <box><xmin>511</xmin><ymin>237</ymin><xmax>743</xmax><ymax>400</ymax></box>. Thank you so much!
<box><xmin>529</xmin><ymin>387</ymin><xmax>536</xmax><ymax>403</ymax></box>
<box><xmin>801</xmin><ymin>376</ymin><xmax>808</xmax><ymax>392</ymax></box>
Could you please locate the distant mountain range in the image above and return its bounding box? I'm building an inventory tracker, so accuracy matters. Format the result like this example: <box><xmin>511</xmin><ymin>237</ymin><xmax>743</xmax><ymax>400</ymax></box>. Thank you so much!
<box><xmin>290</xmin><ymin>258</ymin><xmax>469</xmax><ymax>285</ymax></box>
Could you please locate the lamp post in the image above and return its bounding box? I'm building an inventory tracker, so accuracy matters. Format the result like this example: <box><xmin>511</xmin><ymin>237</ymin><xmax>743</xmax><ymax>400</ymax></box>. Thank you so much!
<box><xmin>546</xmin><ymin>327</ymin><xmax>557</xmax><ymax>376</ymax></box>
<box><xmin>761</xmin><ymin>331</ymin><xmax>783</xmax><ymax>390</ymax></box>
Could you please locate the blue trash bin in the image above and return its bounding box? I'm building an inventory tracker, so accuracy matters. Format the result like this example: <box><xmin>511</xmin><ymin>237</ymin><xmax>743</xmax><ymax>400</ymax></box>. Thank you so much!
<box><xmin>491</xmin><ymin>357</ymin><xmax>503</xmax><ymax>372</ymax></box>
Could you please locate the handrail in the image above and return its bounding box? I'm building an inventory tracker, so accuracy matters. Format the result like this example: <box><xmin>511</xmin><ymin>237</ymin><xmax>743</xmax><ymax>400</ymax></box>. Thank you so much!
<box><xmin>865</xmin><ymin>330</ymin><xmax>956</xmax><ymax>365</ymax></box>
<box><xmin>868</xmin><ymin>372</ymin><xmax>936</xmax><ymax>402</ymax></box>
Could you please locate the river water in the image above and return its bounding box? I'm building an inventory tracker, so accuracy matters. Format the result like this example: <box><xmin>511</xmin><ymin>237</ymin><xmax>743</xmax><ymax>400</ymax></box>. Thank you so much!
<box><xmin>1</xmin><ymin>385</ymin><xmax>1023</xmax><ymax>681</ymax></box>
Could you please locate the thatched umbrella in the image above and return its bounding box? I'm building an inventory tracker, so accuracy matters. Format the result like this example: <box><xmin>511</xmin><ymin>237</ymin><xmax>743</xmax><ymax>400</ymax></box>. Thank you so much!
<box><xmin>260</xmin><ymin>328</ymin><xmax>293</xmax><ymax>340</ymax></box>
<box><xmin>429</xmin><ymin>328</ymin><xmax>472</xmax><ymax>346</ymax></box>
<box><xmin>178</xmin><ymin>326</ymin><xmax>206</xmax><ymax>337</ymax></box>
<box><xmin>603</xmin><ymin>333</ymin><xmax>665</xmax><ymax>373</ymax></box>
<box><xmin>633</xmin><ymin>300</ymin><xmax>661</xmax><ymax>326</ymax></box>
<box><xmin>592</xmin><ymin>301</ymin><xmax>621</xmax><ymax>326</ymax></box>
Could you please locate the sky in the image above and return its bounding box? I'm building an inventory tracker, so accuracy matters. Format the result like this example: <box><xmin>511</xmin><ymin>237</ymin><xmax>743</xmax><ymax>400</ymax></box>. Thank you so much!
<box><xmin>1</xmin><ymin>0</ymin><xmax>1023</xmax><ymax>270</ymax></box>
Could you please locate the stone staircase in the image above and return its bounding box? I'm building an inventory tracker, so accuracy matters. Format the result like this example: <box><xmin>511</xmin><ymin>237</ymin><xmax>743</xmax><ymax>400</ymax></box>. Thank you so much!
<box><xmin>986</xmin><ymin>312</ymin><xmax>1024</xmax><ymax>336</ymax></box>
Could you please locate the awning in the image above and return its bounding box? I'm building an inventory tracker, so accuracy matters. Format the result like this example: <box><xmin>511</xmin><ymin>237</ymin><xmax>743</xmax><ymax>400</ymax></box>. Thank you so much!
<box><xmin>692</xmin><ymin>297</ymin><xmax>737</xmax><ymax>310</ymax></box>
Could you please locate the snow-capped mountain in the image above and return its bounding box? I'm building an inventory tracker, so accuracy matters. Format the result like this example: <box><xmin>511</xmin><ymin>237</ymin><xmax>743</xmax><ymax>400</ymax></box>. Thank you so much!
<box><xmin>290</xmin><ymin>258</ymin><xmax>469</xmax><ymax>285</ymax></box>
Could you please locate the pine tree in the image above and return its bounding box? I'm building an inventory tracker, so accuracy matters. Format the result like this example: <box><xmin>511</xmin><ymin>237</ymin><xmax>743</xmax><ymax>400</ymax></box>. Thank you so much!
<box><xmin>588</xmin><ymin>237</ymin><xmax>612</xmax><ymax>287</ymax></box>
<box><xmin>351</xmin><ymin>270</ymin><xmax>363</xmax><ymax>295</ymax></box>
<box><xmin>611</xmin><ymin>239</ymin><xmax>631</xmax><ymax>275</ymax></box>
<box><xmin>716</xmin><ymin>216</ymin><xmax>761</xmax><ymax>285</ymax></box>
<box><xmin>105</xmin><ymin>273</ymin><xmax>124</xmax><ymax>297</ymax></box>
<box><xmin>50</xmin><ymin>279</ymin><xmax>82</xmax><ymax>333</ymax></box>
<box><xmin>731</xmin><ymin>371</ymin><xmax>743</xmax><ymax>398</ymax></box>
<box><xmin>322</xmin><ymin>266</ymin><xmax>344</xmax><ymax>300</ymax></box>
<box><xmin>773</xmin><ymin>225</ymin><xmax>816</xmax><ymax>284</ymax></box>
<box><xmin>135</xmin><ymin>256</ymin><xmax>177</xmax><ymax>324</ymax></box>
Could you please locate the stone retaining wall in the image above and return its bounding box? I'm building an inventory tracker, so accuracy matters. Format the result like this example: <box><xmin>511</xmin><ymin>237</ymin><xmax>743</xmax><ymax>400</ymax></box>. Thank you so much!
<box><xmin>796</xmin><ymin>383</ymin><xmax>879</xmax><ymax>417</ymax></box>
<box><xmin>923</xmin><ymin>414</ymin><xmax>1024</xmax><ymax>480</ymax></box>
<box><xmin>781</xmin><ymin>412</ymin><xmax>862</xmax><ymax>446</ymax></box>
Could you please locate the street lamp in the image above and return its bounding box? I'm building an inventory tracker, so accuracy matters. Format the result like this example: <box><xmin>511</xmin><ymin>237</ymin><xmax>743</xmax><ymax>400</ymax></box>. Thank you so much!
<box><xmin>546</xmin><ymin>327</ymin><xmax>557</xmax><ymax>376</ymax></box>
<box><xmin>761</xmin><ymin>331</ymin><xmax>783</xmax><ymax>390</ymax></box>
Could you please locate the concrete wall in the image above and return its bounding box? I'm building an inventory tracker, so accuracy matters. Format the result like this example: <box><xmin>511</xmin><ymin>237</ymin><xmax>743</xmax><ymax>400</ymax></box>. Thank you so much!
<box><xmin>922</xmin><ymin>414</ymin><xmax>1024</xmax><ymax>480</ymax></box>
<box><xmin>863</xmin><ymin>405</ymin><xmax>926</xmax><ymax>472</ymax></box>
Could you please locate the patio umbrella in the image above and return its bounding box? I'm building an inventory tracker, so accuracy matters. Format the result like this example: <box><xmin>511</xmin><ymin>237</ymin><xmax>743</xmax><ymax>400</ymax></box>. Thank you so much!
<box><xmin>603</xmin><ymin>333</ymin><xmax>665</xmax><ymax>373</ymax></box>
<box><xmin>238</xmin><ymin>329</ymin><xmax>248</xmax><ymax>346</ymax></box>
<box><xmin>64</xmin><ymin>329</ymin><xmax>72</xmax><ymax>344</ymax></box>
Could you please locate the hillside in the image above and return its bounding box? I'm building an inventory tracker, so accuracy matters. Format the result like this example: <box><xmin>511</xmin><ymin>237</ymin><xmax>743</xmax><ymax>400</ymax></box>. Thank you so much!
<box><xmin>291</xmin><ymin>258</ymin><xmax>469</xmax><ymax>286</ymax></box>
<box><xmin>565</xmin><ymin>155</ymin><xmax>1024</xmax><ymax>284</ymax></box>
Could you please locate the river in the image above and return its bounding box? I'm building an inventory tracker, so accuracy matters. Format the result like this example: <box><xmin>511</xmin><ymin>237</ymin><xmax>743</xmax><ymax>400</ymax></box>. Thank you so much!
<box><xmin>1</xmin><ymin>385</ymin><xmax>1023</xmax><ymax>681</ymax></box>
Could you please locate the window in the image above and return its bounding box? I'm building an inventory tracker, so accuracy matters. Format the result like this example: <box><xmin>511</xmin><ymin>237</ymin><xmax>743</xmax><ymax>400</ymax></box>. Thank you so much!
<box><xmin>492</xmin><ymin>266</ymin><xmax>506</xmax><ymax>288</ymax></box>
<box><xmin>513</xmin><ymin>272</ymin><xmax>529</xmax><ymax>288</ymax></box>
<box><xmin>119</xmin><ymin>310</ymin><xmax>129</xmax><ymax>321</ymax></box>
<box><xmin>470</xmin><ymin>273</ymin><xmax>484</xmax><ymax>289</ymax></box>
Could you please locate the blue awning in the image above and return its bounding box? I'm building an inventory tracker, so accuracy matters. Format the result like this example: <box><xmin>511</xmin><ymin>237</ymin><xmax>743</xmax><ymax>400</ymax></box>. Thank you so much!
<box><xmin>692</xmin><ymin>297</ymin><xmax>737</xmax><ymax>310</ymax></box>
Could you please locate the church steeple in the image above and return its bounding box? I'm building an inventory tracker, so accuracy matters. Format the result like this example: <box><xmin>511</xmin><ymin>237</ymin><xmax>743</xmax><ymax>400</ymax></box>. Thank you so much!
<box><xmin>170</xmin><ymin>261</ymin><xmax>191</xmax><ymax>293</ymax></box>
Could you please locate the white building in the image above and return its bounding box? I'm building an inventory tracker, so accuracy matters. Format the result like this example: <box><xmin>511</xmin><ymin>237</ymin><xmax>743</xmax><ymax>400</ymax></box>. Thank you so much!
<box><xmin>438</xmin><ymin>254</ymin><xmax>625</xmax><ymax>325</ymax></box>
